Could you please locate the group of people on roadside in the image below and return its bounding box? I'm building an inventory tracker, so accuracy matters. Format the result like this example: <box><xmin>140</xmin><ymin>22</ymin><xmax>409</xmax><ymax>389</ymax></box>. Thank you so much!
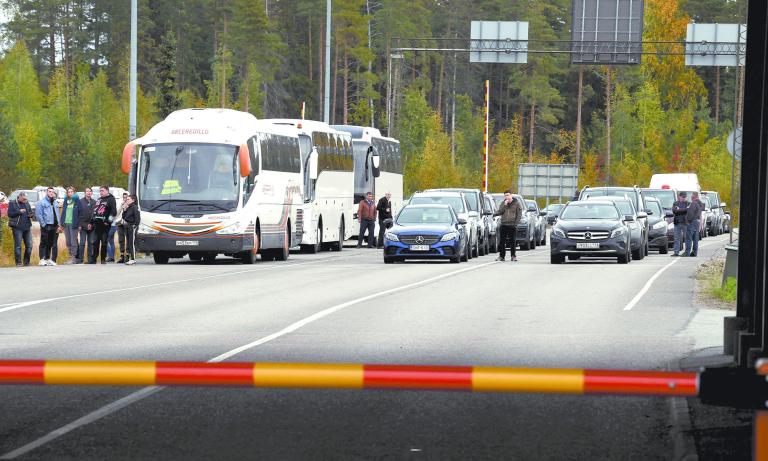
<box><xmin>7</xmin><ymin>186</ymin><xmax>140</xmax><ymax>267</ymax></box>
<box><xmin>356</xmin><ymin>191</ymin><xmax>393</xmax><ymax>248</ymax></box>
<box><xmin>671</xmin><ymin>191</ymin><xmax>704</xmax><ymax>257</ymax></box>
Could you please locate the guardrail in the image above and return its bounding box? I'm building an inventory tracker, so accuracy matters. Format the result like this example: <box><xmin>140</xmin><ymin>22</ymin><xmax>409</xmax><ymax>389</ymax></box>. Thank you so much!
<box><xmin>1</xmin><ymin>360</ymin><xmax>766</xmax><ymax>458</ymax></box>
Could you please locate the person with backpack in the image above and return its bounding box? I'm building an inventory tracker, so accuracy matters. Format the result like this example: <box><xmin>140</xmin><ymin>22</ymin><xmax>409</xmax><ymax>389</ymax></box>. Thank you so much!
<box><xmin>121</xmin><ymin>194</ymin><xmax>140</xmax><ymax>265</ymax></box>
<box><xmin>7</xmin><ymin>191</ymin><xmax>34</xmax><ymax>267</ymax></box>
<box><xmin>90</xmin><ymin>186</ymin><xmax>117</xmax><ymax>264</ymax></box>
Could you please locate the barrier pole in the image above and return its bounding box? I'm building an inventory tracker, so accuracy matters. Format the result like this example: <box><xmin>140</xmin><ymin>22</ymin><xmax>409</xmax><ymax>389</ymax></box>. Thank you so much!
<box><xmin>483</xmin><ymin>79</ymin><xmax>490</xmax><ymax>192</ymax></box>
<box><xmin>757</xmin><ymin>360</ymin><xmax>768</xmax><ymax>461</ymax></box>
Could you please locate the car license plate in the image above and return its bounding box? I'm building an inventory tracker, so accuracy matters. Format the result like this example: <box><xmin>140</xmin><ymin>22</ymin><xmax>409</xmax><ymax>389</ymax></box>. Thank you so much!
<box><xmin>176</xmin><ymin>240</ymin><xmax>199</xmax><ymax>247</ymax></box>
<box><xmin>410</xmin><ymin>245</ymin><xmax>430</xmax><ymax>251</ymax></box>
<box><xmin>576</xmin><ymin>242</ymin><xmax>600</xmax><ymax>249</ymax></box>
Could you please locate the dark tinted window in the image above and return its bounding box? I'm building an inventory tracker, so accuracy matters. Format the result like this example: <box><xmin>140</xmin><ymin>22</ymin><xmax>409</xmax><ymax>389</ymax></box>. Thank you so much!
<box><xmin>261</xmin><ymin>133</ymin><xmax>300</xmax><ymax>173</ymax></box>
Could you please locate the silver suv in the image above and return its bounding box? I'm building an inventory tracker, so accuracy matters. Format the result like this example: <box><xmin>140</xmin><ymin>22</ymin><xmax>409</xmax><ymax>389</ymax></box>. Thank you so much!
<box><xmin>426</xmin><ymin>188</ymin><xmax>489</xmax><ymax>257</ymax></box>
<box><xmin>409</xmin><ymin>191</ymin><xmax>480</xmax><ymax>258</ymax></box>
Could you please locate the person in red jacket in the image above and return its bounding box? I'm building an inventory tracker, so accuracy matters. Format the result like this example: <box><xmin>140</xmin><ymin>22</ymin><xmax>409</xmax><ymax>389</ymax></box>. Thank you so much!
<box><xmin>357</xmin><ymin>191</ymin><xmax>377</xmax><ymax>248</ymax></box>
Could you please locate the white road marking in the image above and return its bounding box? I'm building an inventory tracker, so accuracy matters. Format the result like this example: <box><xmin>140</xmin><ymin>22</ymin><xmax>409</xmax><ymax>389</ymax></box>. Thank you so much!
<box><xmin>0</xmin><ymin>260</ymin><xmax>499</xmax><ymax>459</ymax></box>
<box><xmin>0</xmin><ymin>256</ymin><xmax>346</xmax><ymax>316</ymax></box>
<box><xmin>623</xmin><ymin>259</ymin><xmax>680</xmax><ymax>311</ymax></box>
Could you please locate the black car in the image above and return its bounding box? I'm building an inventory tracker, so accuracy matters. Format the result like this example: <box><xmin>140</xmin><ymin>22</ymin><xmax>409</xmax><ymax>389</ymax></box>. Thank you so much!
<box><xmin>550</xmin><ymin>200</ymin><xmax>632</xmax><ymax>264</ymax></box>
<box><xmin>544</xmin><ymin>203</ymin><xmax>564</xmax><ymax>225</ymax></box>
<box><xmin>642</xmin><ymin>188</ymin><xmax>677</xmax><ymax>247</ymax></box>
<box><xmin>644</xmin><ymin>197</ymin><xmax>671</xmax><ymax>254</ymax></box>
<box><xmin>382</xmin><ymin>204</ymin><xmax>469</xmax><ymax>263</ymax></box>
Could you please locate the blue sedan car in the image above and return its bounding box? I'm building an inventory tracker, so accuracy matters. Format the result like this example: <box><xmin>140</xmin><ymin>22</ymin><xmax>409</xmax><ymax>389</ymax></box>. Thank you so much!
<box><xmin>383</xmin><ymin>204</ymin><xmax>469</xmax><ymax>264</ymax></box>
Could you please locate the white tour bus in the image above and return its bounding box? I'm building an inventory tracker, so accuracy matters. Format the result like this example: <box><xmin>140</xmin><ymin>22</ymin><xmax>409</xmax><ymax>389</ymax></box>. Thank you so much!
<box><xmin>332</xmin><ymin>125</ymin><xmax>403</xmax><ymax>240</ymax></box>
<box><xmin>265</xmin><ymin>119</ymin><xmax>354</xmax><ymax>253</ymax></box>
<box><xmin>121</xmin><ymin>109</ymin><xmax>309</xmax><ymax>264</ymax></box>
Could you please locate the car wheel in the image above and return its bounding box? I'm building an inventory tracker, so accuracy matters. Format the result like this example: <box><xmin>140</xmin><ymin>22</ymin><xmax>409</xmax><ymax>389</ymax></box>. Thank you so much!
<box><xmin>450</xmin><ymin>254</ymin><xmax>461</xmax><ymax>263</ymax></box>
<box><xmin>530</xmin><ymin>234</ymin><xmax>536</xmax><ymax>250</ymax></box>
<box><xmin>632</xmin><ymin>246</ymin><xmax>643</xmax><ymax>261</ymax></box>
<box><xmin>618</xmin><ymin>252</ymin><xmax>630</xmax><ymax>264</ymax></box>
<box><xmin>521</xmin><ymin>236</ymin><xmax>530</xmax><ymax>251</ymax></box>
<box><xmin>478</xmin><ymin>234</ymin><xmax>486</xmax><ymax>256</ymax></box>
<box><xmin>460</xmin><ymin>241</ymin><xmax>469</xmax><ymax>262</ymax></box>
<box><xmin>550</xmin><ymin>254</ymin><xmax>565</xmax><ymax>264</ymax></box>
<box><xmin>384</xmin><ymin>257</ymin><xmax>394</xmax><ymax>264</ymax></box>
<box><xmin>659</xmin><ymin>240</ymin><xmax>668</xmax><ymax>254</ymax></box>
<box><xmin>540</xmin><ymin>231</ymin><xmax>547</xmax><ymax>246</ymax></box>
<box><xmin>472</xmin><ymin>238</ymin><xmax>479</xmax><ymax>258</ymax></box>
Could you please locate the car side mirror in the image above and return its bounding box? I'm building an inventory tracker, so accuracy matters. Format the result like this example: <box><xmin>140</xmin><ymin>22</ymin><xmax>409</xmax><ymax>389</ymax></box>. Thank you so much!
<box><xmin>665</xmin><ymin>211</ymin><xmax>674</xmax><ymax>218</ymax></box>
<box><xmin>539</xmin><ymin>211</ymin><xmax>547</xmax><ymax>216</ymax></box>
<box><xmin>528</xmin><ymin>207</ymin><xmax>536</xmax><ymax>212</ymax></box>
<box><xmin>636</xmin><ymin>211</ymin><xmax>647</xmax><ymax>219</ymax></box>
<box><xmin>458</xmin><ymin>218</ymin><xmax>467</xmax><ymax>225</ymax></box>
<box><xmin>383</xmin><ymin>218</ymin><xmax>393</xmax><ymax>228</ymax></box>
<box><xmin>644</xmin><ymin>209</ymin><xmax>653</xmax><ymax>215</ymax></box>
<box><xmin>483</xmin><ymin>211</ymin><xmax>493</xmax><ymax>216</ymax></box>
<box><xmin>720</xmin><ymin>202</ymin><xmax>726</xmax><ymax>208</ymax></box>
<box><xmin>624</xmin><ymin>215</ymin><xmax>635</xmax><ymax>222</ymax></box>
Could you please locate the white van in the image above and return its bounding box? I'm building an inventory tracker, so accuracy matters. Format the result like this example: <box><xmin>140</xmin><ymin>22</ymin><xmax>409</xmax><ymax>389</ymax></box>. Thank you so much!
<box><xmin>648</xmin><ymin>173</ymin><xmax>700</xmax><ymax>193</ymax></box>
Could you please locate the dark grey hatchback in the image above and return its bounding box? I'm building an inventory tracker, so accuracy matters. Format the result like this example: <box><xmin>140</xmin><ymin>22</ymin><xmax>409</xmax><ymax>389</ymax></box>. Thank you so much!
<box><xmin>550</xmin><ymin>201</ymin><xmax>632</xmax><ymax>264</ymax></box>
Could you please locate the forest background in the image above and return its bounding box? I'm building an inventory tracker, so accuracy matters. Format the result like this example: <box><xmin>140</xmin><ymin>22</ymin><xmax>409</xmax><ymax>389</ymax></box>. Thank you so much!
<box><xmin>0</xmin><ymin>0</ymin><xmax>745</xmax><ymax>211</ymax></box>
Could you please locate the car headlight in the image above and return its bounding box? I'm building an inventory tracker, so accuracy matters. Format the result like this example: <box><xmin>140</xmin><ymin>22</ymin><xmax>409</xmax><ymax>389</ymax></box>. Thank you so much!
<box><xmin>385</xmin><ymin>232</ymin><xmax>399</xmax><ymax>242</ymax></box>
<box><xmin>552</xmin><ymin>228</ymin><xmax>566</xmax><ymax>238</ymax></box>
<box><xmin>652</xmin><ymin>221</ymin><xmax>667</xmax><ymax>230</ymax></box>
<box><xmin>137</xmin><ymin>223</ymin><xmax>159</xmax><ymax>235</ymax></box>
<box><xmin>216</xmin><ymin>222</ymin><xmax>246</xmax><ymax>235</ymax></box>
<box><xmin>610</xmin><ymin>227</ymin><xmax>626</xmax><ymax>238</ymax></box>
<box><xmin>519</xmin><ymin>217</ymin><xmax>529</xmax><ymax>224</ymax></box>
<box><xmin>440</xmin><ymin>232</ymin><xmax>459</xmax><ymax>242</ymax></box>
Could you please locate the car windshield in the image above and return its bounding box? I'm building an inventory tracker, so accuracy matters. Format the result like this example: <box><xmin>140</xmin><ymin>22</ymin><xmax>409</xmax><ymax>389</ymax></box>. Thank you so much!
<box><xmin>138</xmin><ymin>143</ymin><xmax>241</xmax><ymax>213</ymax></box>
<box><xmin>397</xmin><ymin>207</ymin><xmax>453</xmax><ymax>225</ymax></box>
<box><xmin>647</xmin><ymin>200</ymin><xmax>663</xmax><ymax>217</ymax></box>
<box><xmin>526</xmin><ymin>200</ymin><xmax>537</xmax><ymax>210</ymax></box>
<box><xmin>643</xmin><ymin>190</ymin><xmax>675</xmax><ymax>209</ymax></box>
<box><xmin>410</xmin><ymin>195</ymin><xmax>466</xmax><ymax>213</ymax></box>
<box><xmin>547</xmin><ymin>204</ymin><xmax>563</xmax><ymax>214</ymax></box>
<box><xmin>582</xmin><ymin>189</ymin><xmax>638</xmax><ymax>210</ymax></box>
<box><xmin>610</xmin><ymin>200</ymin><xmax>634</xmax><ymax>216</ymax></box>
<box><xmin>560</xmin><ymin>204</ymin><xmax>620</xmax><ymax>220</ymax></box>
<box><xmin>700</xmin><ymin>196</ymin><xmax>711</xmax><ymax>209</ymax></box>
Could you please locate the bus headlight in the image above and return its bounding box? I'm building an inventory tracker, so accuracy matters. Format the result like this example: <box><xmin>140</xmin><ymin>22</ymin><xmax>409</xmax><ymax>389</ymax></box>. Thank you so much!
<box><xmin>216</xmin><ymin>222</ymin><xmax>246</xmax><ymax>235</ymax></box>
<box><xmin>137</xmin><ymin>223</ymin><xmax>159</xmax><ymax>235</ymax></box>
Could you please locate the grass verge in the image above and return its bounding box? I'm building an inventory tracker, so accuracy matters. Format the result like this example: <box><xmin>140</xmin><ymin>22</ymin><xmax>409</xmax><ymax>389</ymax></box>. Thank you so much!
<box><xmin>696</xmin><ymin>258</ymin><xmax>736</xmax><ymax>306</ymax></box>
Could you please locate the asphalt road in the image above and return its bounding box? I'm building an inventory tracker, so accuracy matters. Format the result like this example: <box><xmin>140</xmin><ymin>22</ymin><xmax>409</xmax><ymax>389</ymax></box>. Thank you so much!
<box><xmin>0</xmin><ymin>233</ymin><xmax>734</xmax><ymax>460</ymax></box>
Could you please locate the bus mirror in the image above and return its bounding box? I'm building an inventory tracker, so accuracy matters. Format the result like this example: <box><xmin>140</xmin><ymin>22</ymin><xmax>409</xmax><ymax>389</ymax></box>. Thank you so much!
<box><xmin>371</xmin><ymin>147</ymin><xmax>381</xmax><ymax>178</ymax></box>
<box><xmin>239</xmin><ymin>144</ymin><xmax>252</xmax><ymax>177</ymax></box>
<box><xmin>309</xmin><ymin>147</ymin><xmax>319</xmax><ymax>180</ymax></box>
<box><xmin>121</xmin><ymin>142</ymin><xmax>135</xmax><ymax>174</ymax></box>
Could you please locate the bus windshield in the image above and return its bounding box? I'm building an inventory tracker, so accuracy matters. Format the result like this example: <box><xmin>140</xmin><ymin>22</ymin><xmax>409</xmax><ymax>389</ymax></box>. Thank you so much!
<box><xmin>138</xmin><ymin>143</ymin><xmax>240</xmax><ymax>213</ymax></box>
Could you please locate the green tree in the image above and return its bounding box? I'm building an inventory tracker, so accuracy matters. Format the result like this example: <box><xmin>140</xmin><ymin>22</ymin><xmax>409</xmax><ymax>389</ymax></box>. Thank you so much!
<box><xmin>156</xmin><ymin>30</ymin><xmax>181</xmax><ymax>118</ymax></box>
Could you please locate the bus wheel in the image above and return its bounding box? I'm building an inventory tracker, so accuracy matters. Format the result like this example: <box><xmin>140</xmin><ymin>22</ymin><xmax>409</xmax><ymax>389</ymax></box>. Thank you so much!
<box><xmin>203</xmin><ymin>253</ymin><xmax>217</xmax><ymax>264</ymax></box>
<box><xmin>302</xmin><ymin>225</ymin><xmax>322</xmax><ymax>253</ymax></box>
<box><xmin>332</xmin><ymin>220</ymin><xmax>344</xmax><ymax>251</ymax></box>
<box><xmin>274</xmin><ymin>226</ymin><xmax>290</xmax><ymax>261</ymax></box>
<box><xmin>241</xmin><ymin>229</ymin><xmax>259</xmax><ymax>264</ymax></box>
<box><xmin>153</xmin><ymin>252</ymin><xmax>170</xmax><ymax>264</ymax></box>
<box><xmin>188</xmin><ymin>253</ymin><xmax>203</xmax><ymax>262</ymax></box>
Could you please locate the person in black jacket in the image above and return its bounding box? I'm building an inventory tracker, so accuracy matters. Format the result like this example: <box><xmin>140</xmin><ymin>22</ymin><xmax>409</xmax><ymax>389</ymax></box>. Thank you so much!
<box><xmin>376</xmin><ymin>192</ymin><xmax>392</xmax><ymax>248</ymax></box>
<box><xmin>90</xmin><ymin>186</ymin><xmax>117</xmax><ymax>264</ymax></box>
<box><xmin>7</xmin><ymin>192</ymin><xmax>34</xmax><ymax>266</ymax></box>
<box><xmin>122</xmin><ymin>194</ymin><xmax>140</xmax><ymax>265</ymax></box>
<box><xmin>76</xmin><ymin>188</ymin><xmax>96</xmax><ymax>264</ymax></box>
<box><xmin>670</xmin><ymin>191</ymin><xmax>689</xmax><ymax>257</ymax></box>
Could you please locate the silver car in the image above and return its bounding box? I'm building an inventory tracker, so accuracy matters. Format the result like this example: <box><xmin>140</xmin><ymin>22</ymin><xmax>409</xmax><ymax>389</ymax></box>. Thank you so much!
<box><xmin>408</xmin><ymin>191</ymin><xmax>480</xmax><ymax>259</ymax></box>
<box><xmin>426</xmin><ymin>188</ymin><xmax>490</xmax><ymax>257</ymax></box>
<box><xmin>482</xmin><ymin>192</ymin><xmax>500</xmax><ymax>253</ymax></box>
<box><xmin>525</xmin><ymin>199</ymin><xmax>548</xmax><ymax>246</ymax></box>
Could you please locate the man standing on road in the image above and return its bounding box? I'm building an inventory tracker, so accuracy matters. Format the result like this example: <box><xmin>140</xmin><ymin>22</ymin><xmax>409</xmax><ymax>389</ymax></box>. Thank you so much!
<box><xmin>357</xmin><ymin>191</ymin><xmax>377</xmax><ymax>249</ymax></box>
<box><xmin>35</xmin><ymin>187</ymin><xmax>61</xmax><ymax>266</ymax></box>
<box><xmin>90</xmin><ymin>186</ymin><xmax>117</xmax><ymax>264</ymax></box>
<box><xmin>683</xmin><ymin>191</ymin><xmax>704</xmax><ymax>257</ymax></box>
<box><xmin>494</xmin><ymin>190</ymin><xmax>523</xmax><ymax>262</ymax></box>
<box><xmin>77</xmin><ymin>188</ymin><xmax>95</xmax><ymax>264</ymax></box>
<box><xmin>7</xmin><ymin>192</ymin><xmax>34</xmax><ymax>266</ymax></box>
<box><xmin>670</xmin><ymin>191</ymin><xmax>689</xmax><ymax>257</ymax></box>
<box><xmin>122</xmin><ymin>194</ymin><xmax>140</xmax><ymax>265</ymax></box>
<box><xmin>376</xmin><ymin>192</ymin><xmax>392</xmax><ymax>248</ymax></box>
<box><xmin>60</xmin><ymin>186</ymin><xmax>81</xmax><ymax>264</ymax></box>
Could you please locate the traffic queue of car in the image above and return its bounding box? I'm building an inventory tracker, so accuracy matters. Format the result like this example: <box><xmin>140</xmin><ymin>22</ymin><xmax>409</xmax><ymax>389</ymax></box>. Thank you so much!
<box><xmin>383</xmin><ymin>173</ymin><xmax>729</xmax><ymax>265</ymax></box>
<box><xmin>382</xmin><ymin>188</ymin><xmax>549</xmax><ymax>264</ymax></box>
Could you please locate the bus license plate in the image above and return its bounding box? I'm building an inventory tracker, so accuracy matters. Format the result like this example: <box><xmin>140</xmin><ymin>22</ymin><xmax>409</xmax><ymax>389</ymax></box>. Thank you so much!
<box><xmin>410</xmin><ymin>245</ymin><xmax>430</xmax><ymax>251</ymax></box>
<box><xmin>576</xmin><ymin>242</ymin><xmax>600</xmax><ymax>249</ymax></box>
<box><xmin>176</xmin><ymin>241</ymin><xmax>199</xmax><ymax>247</ymax></box>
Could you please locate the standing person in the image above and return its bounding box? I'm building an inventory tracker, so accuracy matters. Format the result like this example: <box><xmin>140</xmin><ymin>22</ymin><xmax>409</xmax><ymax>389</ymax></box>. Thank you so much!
<box><xmin>90</xmin><ymin>186</ymin><xmax>117</xmax><ymax>264</ymax></box>
<box><xmin>122</xmin><ymin>194</ymin><xmax>140</xmax><ymax>265</ymax></box>
<box><xmin>107</xmin><ymin>192</ymin><xmax>127</xmax><ymax>263</ymax></box>
<box><xmin>115</xmin><ymin>192</ymin><xmax>129</xmax><ymax>263</ymax></box>
<box><xmin>670</xmin><ymin>191</ymin><xmax>689</xmax><ymax>257</ymax></box>
<box><xmin>77</xmin><ymin>188</ymin><xmax>96</xmax><ymax>264</ymax></box>
<box><xmin>7</xmin><ymin>192</ymin><xmax>34</xmax><ymax>266</ymax></box>
<box><xmin>494</xmin><ymin>190</ymin><xmax>523</xmax><ymax>262</ymax></box>
<box><xmin>376</xmin><ymin>192</ymin><xmax>392</xmax><ymax>248</ymax></box>
<box><xmin>60</xmin><ymin>187</ymin><xmax>81</xmax><ymax>264</ymax></box>
<box><xmin>35</xmin><ymin>187</ymin><xmax>62</xmax><ymax>266</ymax></box>
<box><xmin>683</xmin><ymin>191</ymin><xmax>704</xmax><ymax>257</ymax></box>
<box><xmin>357</xmin><ymin>191</ymin><xmax>377</xmax><ymax>249</ymax></box>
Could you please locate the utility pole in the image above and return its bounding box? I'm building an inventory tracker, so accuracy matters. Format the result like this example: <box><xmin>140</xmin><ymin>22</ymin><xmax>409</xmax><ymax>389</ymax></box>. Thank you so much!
<box><xmin>323</xmin><ymin>0</ymin><xmax>331</xmax><ymax>124</ymax></box>
<box><xmin>605</xmin><ymin>67</ymin><xmax>612</xmax><ymax>186</ymax></box>
<box><xmin>575</xmin><ymin>66</ymin><xmax>583</xmax><ymax>169</ymax></box>
<box><xmin>129</xmin><ymin>0</ymin><xmax>137</xmax><ymax>140</ymax></box>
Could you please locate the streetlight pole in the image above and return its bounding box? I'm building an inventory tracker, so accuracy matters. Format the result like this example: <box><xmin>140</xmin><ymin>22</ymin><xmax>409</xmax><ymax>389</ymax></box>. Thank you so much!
<box><xmin>323</xmin><ymin>0</ymin><xmax>331</xmax><ymax>123</ymax></box>
<box><xmin>129</xmin><ymin>0</ymin><xmax>137</xmax><ymax>140</ymax></box>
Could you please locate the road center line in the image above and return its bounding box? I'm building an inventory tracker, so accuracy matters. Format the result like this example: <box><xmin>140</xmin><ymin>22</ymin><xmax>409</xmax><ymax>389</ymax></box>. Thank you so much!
<box><xmin>623</xmin><ymin>259</ymin><xmax>680</xmax><ymax>311</ymax></box>
<box><xmin>0</xmin><ymin>256</ymin><xmax>347</xmax><ymax>316</ymax></box>
<box><xmin>0</xmin><ymin>259</ymin><xmax>498</xmax><ymax>460</ymax></box>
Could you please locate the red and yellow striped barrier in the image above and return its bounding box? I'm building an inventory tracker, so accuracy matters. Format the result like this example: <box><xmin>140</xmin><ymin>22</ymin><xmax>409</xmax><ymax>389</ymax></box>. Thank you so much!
<box><xmin>0</xmin><ymin>361</ymin><xmax>699</xmax><ymax>396</ymax></box>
